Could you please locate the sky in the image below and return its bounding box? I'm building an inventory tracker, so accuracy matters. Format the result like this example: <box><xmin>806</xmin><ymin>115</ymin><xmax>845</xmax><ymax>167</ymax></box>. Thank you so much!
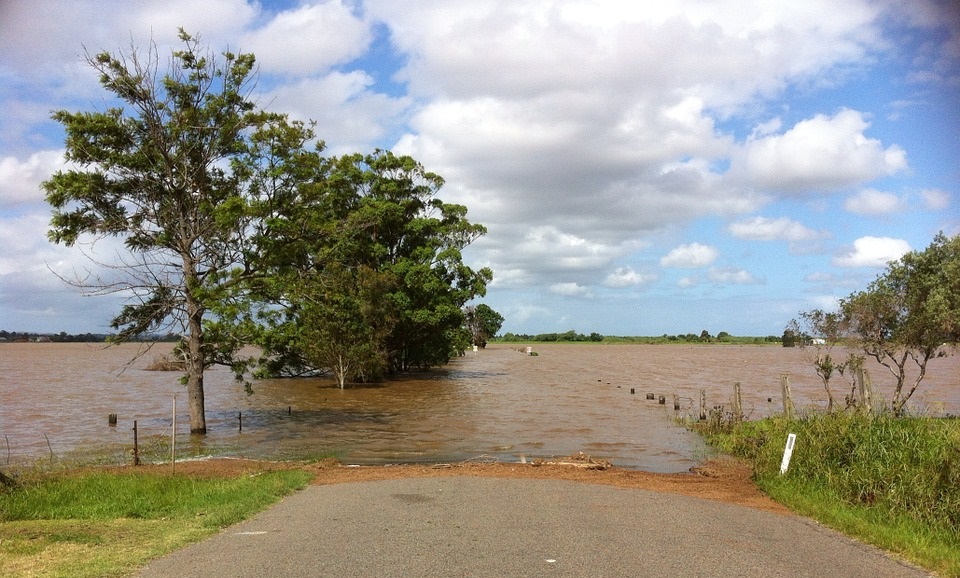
<box><xmin>0</xmin><ymin>0</ymin><xmax>958</xmax><ymax>337</ymax></box>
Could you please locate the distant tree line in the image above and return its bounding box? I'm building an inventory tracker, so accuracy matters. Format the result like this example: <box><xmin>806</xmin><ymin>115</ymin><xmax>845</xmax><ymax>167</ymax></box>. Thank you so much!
<box><xmin>494</xmin><ymin>330</ymin><xmax>781</xmax><ymax>344</ymax></box>
<box><xmin>497</xmin><ymin>330</ymin><xmax>604</xmax><ymax>342</ymax></box>
<box><xmin>0</xmin><ymin>330</ymin><xmax>181</xmax><ymax>343</ymax></box>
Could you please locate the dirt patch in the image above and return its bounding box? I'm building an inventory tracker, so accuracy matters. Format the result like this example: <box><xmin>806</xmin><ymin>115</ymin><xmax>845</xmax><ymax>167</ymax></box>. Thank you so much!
<box><xmin>125</xmin><ymin>455</ymin><xmax>789</xmax><ymax>515</ymax></box>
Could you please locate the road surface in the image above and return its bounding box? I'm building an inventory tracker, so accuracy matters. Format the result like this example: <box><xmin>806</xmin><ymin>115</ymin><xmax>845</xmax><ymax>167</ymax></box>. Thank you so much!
<box><xmin>135</xmin><ymin>476</ymin><xmax>930</xmax><ymax>577</ymax></box>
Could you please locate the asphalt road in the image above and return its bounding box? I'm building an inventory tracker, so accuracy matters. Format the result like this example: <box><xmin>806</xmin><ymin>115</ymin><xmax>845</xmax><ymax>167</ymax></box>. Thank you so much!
<box><xmin>135</xmin><ymin>477</ymin><xmax>931</xmax><ymax>577</ymax></box>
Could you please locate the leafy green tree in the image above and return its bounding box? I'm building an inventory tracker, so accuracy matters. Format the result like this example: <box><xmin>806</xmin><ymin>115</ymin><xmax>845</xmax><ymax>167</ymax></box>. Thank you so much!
<box><xmin>465</xmin><ymin>303</ymin><xmax>505</xmax><ymax>348</ymax></box>
<box><xmin>356</xmin><ymin>151</ymin><xmax>491</xmax><ymax>370</ymax></box>
<box><xmin>799</xmin><ymin>233</ymin><xmax>959</xmax><ymax>415</ymax></box>
<box><xmin>251</xmin><ymin>149</ymin><xmax>492</xmax><ymax>377</ymax></box>
<box><xmin>42</xmin><ymin>31</ymin><xmax>299</xmax><ymax>433</ymax></box>
<box><xmin>840</xmin><ymin>233</ymin><xmax>959</xmax><ymax>415</ymax></box>
<box><xmin>294</xmin><ymin>264</ymin><xmax>396</xmax><ymax>388</ymax></box>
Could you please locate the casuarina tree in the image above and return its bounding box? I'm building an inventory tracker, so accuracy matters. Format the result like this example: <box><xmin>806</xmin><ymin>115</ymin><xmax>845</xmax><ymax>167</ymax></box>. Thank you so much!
<box><xmin>43</xmin><ymin>30</ymin><xmax>306</xmax><ymax>433</ymax></box>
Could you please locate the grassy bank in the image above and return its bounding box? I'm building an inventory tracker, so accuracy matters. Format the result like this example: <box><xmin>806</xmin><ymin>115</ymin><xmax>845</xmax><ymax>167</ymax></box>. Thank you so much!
<box><xmin>0</xmin><ymin>464</ymin><xmax>312</xmax><ymax>578</ymax></box>
<box><xmin>698</xmin><ymin>413</ymin><xmax>960</xmax><ymax>577</ymax></box>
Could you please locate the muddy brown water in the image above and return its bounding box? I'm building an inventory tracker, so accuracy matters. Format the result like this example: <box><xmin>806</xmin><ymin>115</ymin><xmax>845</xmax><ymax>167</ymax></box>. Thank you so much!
<box><xmin>0</xmin><ymin>342</ymin><xmax>957</xmax><ymax>473</ymax></box>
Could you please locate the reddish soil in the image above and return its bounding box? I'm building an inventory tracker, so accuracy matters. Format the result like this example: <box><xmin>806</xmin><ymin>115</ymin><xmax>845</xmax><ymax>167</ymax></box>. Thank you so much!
<box><xmin>130</xmin><ymin>455</ymin><xmax>790</xmax><ymax>516</ymax></box>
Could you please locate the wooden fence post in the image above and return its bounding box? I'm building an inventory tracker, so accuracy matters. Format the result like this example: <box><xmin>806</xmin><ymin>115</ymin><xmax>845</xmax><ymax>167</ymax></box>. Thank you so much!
<box><xmin>699</xmin><ymin>389</ymin><xmax>707</xmax><ymax>421</ymax></box>
<box><xmin>733</xmin><ymin>382</ymin><xmax>743</xmax><ymax>422</ymax></box>
<box><xmin>780</xmin><ymin>374</ymin><xmax>794</xmax><ymax>419</ymax></box>
<box><xmin>856</xmin><ymin>367</ymin><xmax>873</xmax><ymax>414</ymax></box>
<box><xmin>132</xmin><ymin>420</ymin><xmax>140</xmax><ymax>466</ymax></box>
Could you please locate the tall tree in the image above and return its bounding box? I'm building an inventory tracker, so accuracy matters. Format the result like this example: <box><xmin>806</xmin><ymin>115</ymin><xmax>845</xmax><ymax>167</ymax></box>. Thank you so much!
<box><xmin>354</xmin><ymin>151</ymin><xmax>492</xmax><ymax>370</ymax></box>
<box><xmin>43</xmin><ymin>31</ymin><xmax>300</xmax><ymax>433</ymax></box>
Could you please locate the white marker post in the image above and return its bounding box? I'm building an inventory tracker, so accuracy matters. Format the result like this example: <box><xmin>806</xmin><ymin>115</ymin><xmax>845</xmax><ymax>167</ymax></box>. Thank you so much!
<box><xmin>779</xmin><ymin>433</ymin><xmax>797</xmax><ymax>475</ymax></box>
<box><xmin>172</xmin><ymin>395</ymin><xmax>177</xmax><ymax>471</ymax></box>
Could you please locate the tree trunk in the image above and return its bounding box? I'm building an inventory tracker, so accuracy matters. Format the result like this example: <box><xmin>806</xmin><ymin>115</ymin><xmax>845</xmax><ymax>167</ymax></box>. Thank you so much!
<box><xmin>184</xmin><ymin>265</ymin><xmax>207</xmax><ymax>434</ymax></box>
<box><xmin>186</xmin><ymin>314</ymin><xmax>207</xmax><ymax>434</ymax></box>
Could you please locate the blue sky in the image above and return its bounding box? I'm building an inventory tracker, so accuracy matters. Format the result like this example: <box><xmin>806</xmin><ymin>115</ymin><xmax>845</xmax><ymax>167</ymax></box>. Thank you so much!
<box><xmin>0</xmin><ymin>0</ymin><xmax>958</xmax><ymax>336</ymax></box>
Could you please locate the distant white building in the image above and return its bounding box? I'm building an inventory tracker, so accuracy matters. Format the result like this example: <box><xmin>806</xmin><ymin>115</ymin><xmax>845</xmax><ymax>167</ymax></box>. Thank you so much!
<box><xmin>811</xmin><ymin>338</ymin><xmax>826</xmax><ymax>345</ymax></box>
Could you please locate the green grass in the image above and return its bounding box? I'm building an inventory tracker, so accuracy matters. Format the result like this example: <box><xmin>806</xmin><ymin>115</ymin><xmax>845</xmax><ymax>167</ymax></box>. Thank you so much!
<box><xmin>697</xmin><ymin>412</ymin><xmax>960</xmax><ymax>577</ymax></box>
<box><xmin>0</xmin><ymin>467</ymin><xmax>312</xmax><ymax>578</ymax></box>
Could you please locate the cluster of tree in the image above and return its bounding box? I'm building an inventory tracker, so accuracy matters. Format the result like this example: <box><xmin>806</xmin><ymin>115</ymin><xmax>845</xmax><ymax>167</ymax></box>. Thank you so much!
<box><xmin>42</xmin><ymin>31</ymin><xmax>497</xmax><ymax>434</ymax></box>
<box><xmin>496</xmin><ymin>331</ymin><xmax>781</xmax><ymax>344</ymax></box>
<box><xmin>787</xmin><ymin>233</ymin><xmax>959</xmax><ymax>415</ymax></box>
<box><xmin>0</xmin><ymin>331</ymin><xmax>103</xmax><ymax>342</ymax></box>
<box><xmin>642</xmin><ymin>332</ymin><xmax>781</xmax><ymax>344</ymax></box>
<box><xmin>497</xmin><ymin>330</ymin><xmax>605</xmax><ymax>343</ymax></box>
<box><xmin>0</xmin><ymin>330</ymin><xmax>183</xmax><ymax>343</ymax></box>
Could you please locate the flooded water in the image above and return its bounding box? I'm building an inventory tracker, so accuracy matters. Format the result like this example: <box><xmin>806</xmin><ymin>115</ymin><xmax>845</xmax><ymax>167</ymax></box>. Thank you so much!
<box><xmin>0</xmin><ymin>342</ymin><xmax>957</xmax><ymax>472</ymax></box>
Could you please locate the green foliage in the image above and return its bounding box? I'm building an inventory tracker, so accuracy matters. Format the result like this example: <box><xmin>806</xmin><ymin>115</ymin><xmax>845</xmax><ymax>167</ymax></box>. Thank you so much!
<box><xmin>41</xmin><ymin>29</ymin><xmax>495</xmax><ymax>397</ymax></box>
<box><xmin>703</xmin><ymin>414</ymin><xmax>960</xmax><ymax>534</ymax></box>
<box><xmin>464</xmin><ymin>303</ymin><xmax>504</xmax><ymax>348</ymax></box>
<box><xmin>243</xmin><ymin>149</ymin><xmax>493</xmax><ymax>380</ymax></box>
<box><xmin>700</xmin><ymin>413</ymin><xmax>960</xmax><ymax>575</ymax></box>
<box><xmin>41</xmin><ymin>30</ymin><xmax>308</xmax><ymax>433</ymax></box>
<box><xmin>296</xmin><ymin>264</ymin><xmax>396</xmax><ymax>387</ymax></box>
<box><xmin>797</xmin><ymin>233</ymin><xmax>960</xmax><ymax>415</ymax></box>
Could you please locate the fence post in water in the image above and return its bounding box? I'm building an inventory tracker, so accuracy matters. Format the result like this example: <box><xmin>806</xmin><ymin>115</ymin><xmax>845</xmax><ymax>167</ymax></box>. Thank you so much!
<box><xmin>673</xmin><ymin>394</ymin><xmax>680</xmax><ymax>411</ymax></box>
<box><xmin>732</xmin><ymin>382</ymin><xmax>743</xmax><ymax>423</ymax></box>
<box><xmin>658</xmin><ymin>395</ymin><xmax>666</xmax><ymax>405</ymax></box>
<box><xmin>108</xmin><ymin>413</ymin><xmax>117</xmax><ymax>427</ymax></box>
<box><xmin>132</xmin><ymin>420</ymin><xmax>140</xmax><ymax>466</ymax></box>
<box><xmin>238</xmin><ymin>412</ymin><xmax>243</xmax><ymax>432</ymax></box>
<box><xmin>780</xmin><ymin>374</ymin><xmax>794</xmax><ymax>420</ymax></box>
<box><xmin>699</xmin><ymin>389</ymin><xmax>707</xmax><ymax>421</ymax></box>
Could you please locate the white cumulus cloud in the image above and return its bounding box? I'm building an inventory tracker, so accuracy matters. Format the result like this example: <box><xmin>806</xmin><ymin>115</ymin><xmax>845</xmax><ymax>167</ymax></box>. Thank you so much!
<box><xmin>844</xmin><ymin>188</ymin><xmax>903</xmax><ymax>215</ymax></box>
<box><xmin>0</xmin><ymin>150</ymin><xmax>66</xmax><ymax>208</ymax></box>
<box><xmin>920</xmin><ymin>188</ymin><xmax>951</xmax><ymax>210</ymax></box>
<box><xmin>603</xmin><ymin>267</ymin><xmax>657</xmax><ymax>288</ymax></box>
<box><xmin>727</xmin><ymin>216</ymin><xmax>824</xmax><ymax>241</ymax></box>
<box><xmin>550</xmin><ymin>282</ymin><xmax>593</xmax><ymax>298</ymax></box>
<box><xmin>732</xmin><ymin>109</ymin><xmax>907</xmax><ymax>193</ymax></box>
<box><xmin>240</xmin><ymin>1</ymin><xmax>371</xmax><ymax>76</ymax></box>
<box><xmin>708</xmin><ymin>267</ymin><xmax>760</xmax><ymax>285</ymax></box>
<box><xmin>833</xmin><ymin>236</ymin><xmax>911</xmax><ymax>267</ymax></box>
<box><xmin>660</xmin><ymin>243</ymin><xmax>718</xmax><ymax>268</ymax></box>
